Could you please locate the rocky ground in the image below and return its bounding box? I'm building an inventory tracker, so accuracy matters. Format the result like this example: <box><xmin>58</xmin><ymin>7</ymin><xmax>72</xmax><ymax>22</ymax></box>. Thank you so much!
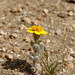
<box><xmin>0</xmin><ymin>0</ymin><xmax>75</xmax><ymax>75</ymax></box>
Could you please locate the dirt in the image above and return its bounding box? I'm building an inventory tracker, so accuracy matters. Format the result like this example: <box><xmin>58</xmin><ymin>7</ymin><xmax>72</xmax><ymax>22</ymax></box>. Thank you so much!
<box><xmin>0</xmin><ymin>0</ymin><xmax>75</xmax><ymax>75</ymax></box>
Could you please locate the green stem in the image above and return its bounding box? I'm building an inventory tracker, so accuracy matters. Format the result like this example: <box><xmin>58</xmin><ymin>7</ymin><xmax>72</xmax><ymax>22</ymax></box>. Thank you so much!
<box><xmin>33</xmin><ymin>33</ymin><xmax>40</xmax><ymax>43</ymax></box>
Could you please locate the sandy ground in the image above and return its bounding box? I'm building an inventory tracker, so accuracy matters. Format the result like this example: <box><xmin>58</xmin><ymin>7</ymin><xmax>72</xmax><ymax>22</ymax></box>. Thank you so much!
<box><xmin>0</xmin><ymin>0</ymin><xmax>75</xmax><ymax>75</ymax></box>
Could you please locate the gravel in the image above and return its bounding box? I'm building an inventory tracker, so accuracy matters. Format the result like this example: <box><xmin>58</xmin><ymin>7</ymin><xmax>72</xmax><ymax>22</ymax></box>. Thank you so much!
<box><xmin>0</xmin><ymin>0</ymin><xmax>75</xmax><ymax>75</ymax></box>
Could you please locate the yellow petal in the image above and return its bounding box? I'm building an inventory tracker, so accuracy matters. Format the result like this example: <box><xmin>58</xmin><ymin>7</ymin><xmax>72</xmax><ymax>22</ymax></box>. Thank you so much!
<box><xmin>41</xmin><ymin>30</ymin><xmax>48</xmax><ymax>35</ymax></box>
<box><xmin>34</xmin><ymin>31</ymin><xmax>41</xmax><ymax>35</ymax></box>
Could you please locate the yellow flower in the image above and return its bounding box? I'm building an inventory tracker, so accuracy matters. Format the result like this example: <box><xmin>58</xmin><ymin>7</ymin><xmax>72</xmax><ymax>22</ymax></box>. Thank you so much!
<box><xmin>26</xmin><ymin>25</ymin><xmax>47</xmax><ymax>35</ymax></box>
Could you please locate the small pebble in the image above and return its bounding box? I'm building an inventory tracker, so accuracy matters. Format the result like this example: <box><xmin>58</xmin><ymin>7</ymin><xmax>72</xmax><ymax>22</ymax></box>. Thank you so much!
<box><xmin>33</xmin><ymin>20</ymin><xmax>40</xmax><ymax>25</ymax></box>
<box><xmin>13</xmin><ymin>47</ymin><xmax>20</xmax><ymax>52</ymax></box>
<box><xmin>19</xmin><ymin>24</ymin><xmax>26</xmax><ymax>30</ymax></box>
<box><xmin>5</xmin><ymin>54</ymin><xmax>13</xmax><ymax>60</ymax></box>
<box><xmin>71</xmin><ymin>55</ymin><xmax>75</xmax><ymax>58</ymax></box>
<box><xmin>64</xmin><ymin>54</ymin><xmax>73</xmax><ymax>61</ymax></box>
<box><xmin>26</xmin><ymin>52</ymin><xmax>30</xmax><ymax>56</ymax></box>
<box><xmin>50</xmin><ymin>50</ymin><xmax>54</xmax><ymax>53</ymax></box>
<box><xmin>58</xmin><ymin>60</ymin><xmax>63</xmax><ymax>63</ymax></box>
<box><xmin>47</xmin><ymin>39</ymin><xmax>50</xmax><ymax>43</ymax></box>
<box><xmin>71</xmin><ymin>37</ymin><xmax>75</xmax><ymax>41</ymax></box>
<box><xmin>2</xmin><ymin>47</ymin><xmax>7</xmax><ymax>52</ymax></box>
<box><xmin>0</xmin><ymin>24</ymin><xmax>2</xmax><ymax>27</ymax></box>
<box><xmin>0</xmin><ymin>35</ymin><xmax>2</xmax><ymax>38</ymax></box>
<box><xmin>43</xmin><ymin>9</ymin><xmax>48</xmax><ymax>15</ymax></box>
<box><xmin>51</xmin><ymin>40</ymin><xmax>56</xmax><ymax>44</ymax></box>
<box><xmin>72</xmin><ymin>24</ymin><xmax>75</xmax><ymax>28</ymax></box>
<box><xmin>16</xmin><ymin>54</ymin><xmax>21</xmax><ymax>58</ymax></box>
<box><xmin>11</xmin><ymin>8</ymin><xmax>17</xmax><ymax>13</ymax></box>
<box><xmin>4</xmin><ymin>9</ymin><xmax>10</xmax><ymax>16</ymax></box>
<box><xmin>0</xmin><ymin>54</ymin><xmax>5</xmax><ymax>58</ymax></box>
<box><xmin>68</xmin><ymin>11</ymin><xmax>74</xmax><ymax>16</ymax></box>
<box><xmin>12</xmin><ymin>33</ymin><xmax>18</xmax><ymax>38</ymax></box>
<box><xmin>67</xmin><ymin>62</ymin><xmax>74</xmax><ymax>69</ymax></box>
<box><xmin>23</xmin><ymin>11</ymin><xmax>28</xmax><ymax>17</ymax></box>
<box><xmin>68</xmin><ymin>48</ymin><xmax>74</xmax><ymax>55</ymax></box>
<box><xmin>0</xmin><ymin>58</ymin><xmax>5</xmax><ymax>62</ymax></box>
<box><xmin>17</xmin><ymin>8</ymin><xmax>22</xmax><ymax>12</ymax></box>
<box><xmin>58</xmin><ymin>12</ymin><xmax>67</xmax><ymax>18</ymax></box>
<box><xmin>25</xmin><ymin>36</ymin><xmax>30</xmax><ymax>42</ymax></box>
<box><xmin>63</xmin><ymin>69</ymin><xmax>66</xmax><ymax>73</ymax></box>
<box><xmin>22</xmin><ymin>17</ymin><xmax>31</xmax><ymax>24</ymax></box>
<box><xmin>0</xmin><ymin>30</ymin><xmax>5</xmax><ymax>35</ymax></box>
<box><xmin>56</xmin><ymin>29</ymin><xmax>62</xmax><ymax>35</ymax></box>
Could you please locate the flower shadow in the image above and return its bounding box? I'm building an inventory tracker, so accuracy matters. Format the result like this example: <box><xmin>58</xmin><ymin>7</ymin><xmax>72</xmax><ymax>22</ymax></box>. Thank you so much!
<box><xmin>2</xmin><ymin>59</ymin><xmax>35</xmax><ymax>75</ymax></box>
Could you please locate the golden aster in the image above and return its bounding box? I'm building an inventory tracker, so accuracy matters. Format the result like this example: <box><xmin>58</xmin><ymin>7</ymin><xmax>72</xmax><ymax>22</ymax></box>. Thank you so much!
<box><xmin>26</xmin><ymin>25</ymin><xmax>47</xmax><ymax>35</ymax></box>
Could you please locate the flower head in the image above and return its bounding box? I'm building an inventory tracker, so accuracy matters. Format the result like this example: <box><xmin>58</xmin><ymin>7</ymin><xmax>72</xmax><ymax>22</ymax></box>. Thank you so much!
<box><xmin>26</xmin><ymin>25</ymin><xmax>47</xmax><ymax>35</ymax></box>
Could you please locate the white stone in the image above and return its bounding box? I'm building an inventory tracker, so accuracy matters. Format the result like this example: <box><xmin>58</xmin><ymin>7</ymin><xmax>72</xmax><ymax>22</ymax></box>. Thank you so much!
<box><xmin>16</xmin><ymin>54</ymin><xmax>21</xmax><ymax>58</ymax></box>
<box><xmin>56</xmin><ymin>29</ymin><xmax>61</xmax><ymax>35</ymax></box>
<box><xmin>0</xmin><ymin>35</ymin><xmax>2</xmax><ymax>38</ymax></box>
<box><xmin>47</xmin><ymin>39</ymin><xmax>50</xmax><ymax>43</ymax></box>
<box><xmin>69</xmin><ymin>48</ymin><xmax>74</xmax><ymax>55</ymax></box>
<box><xmin>5</xmin><ymin>54</ymin><xmax>13</xmax><ymax>60</ymax></box>
<box><xmin>23</xmin><ymin>11</ymin><xmax>27</xmax><ymax>17</ymax></box>
<box><xmin>68</xmin><ymin>11</ymin><xmax>74</xmax><ymax>16</ymax></box>
<box><xmin>30</xmin><ymin>55</ymin><xmax>34</xmax><ymax>59</ymax></box>
<box><xmin>72</xmin><ymin>24</ymin><xmax>75</xmax><ymax>28</ymax></box>
<box><xmin>20</xmin><ymin>24</ymin><xmax>25</xmax><ymax>30</ymax></box>
<box><xmin>17</xmin><ymin>8</ymin><xmax>22</xmax><ymax>12</ymax></box>
<box><xmin>43</xmin><ymin>9</ymin><xmax>48</xmax><ymax>14</ymax></box>
<box><xmin>0</xmin><ymin>58</ymin><xmax>4</xmax><ymax>62</ymax></box>
<box><xmin>58</xmin><ymin>60</ymin><xmax>63</xmax><ymax>63</ymax></box>
<box><xmin>2</xmin><ymin>47</ymin><xmax>6</xmax><ymax>52</ymax></box>
<box><xmin>64</xmin><ymin>55</ymin><xmax>73</xmax><ymax>61</ymax></box>
<box><xmin>0</xmin><ymin>30</ymin><xmax>5</xmax><ymax>35</ymax></box>
<box><xmin>71</xmin><ymin>37</ymin><xmax>75</xmax><ymax>41</ymax></box>
<box><xmin>26</xmin><ymin>52</ymin><xmax>30</xmax><ymax>56</ymax></box>
<box><xmin>14</xmin><ymin>30</ymin><xmax>19</xmax><ymax>33</ymax></box>
<box><xmin>12</xmin><ymin>33</ymin><xmax>18</xmax><ymax>38</ymax></box>
<box><xmin>50</xmin><ymin>50</ymin><xmax>54</xmax><ymax>53</ymax></box>
<box><xmin>63</xmin><ymin>69</ymin><xmax>66</xmax><ymax>73</ymax></box>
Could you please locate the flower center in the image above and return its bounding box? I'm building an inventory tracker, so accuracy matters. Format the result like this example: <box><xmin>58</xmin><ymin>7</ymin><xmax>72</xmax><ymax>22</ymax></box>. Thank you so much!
<box><xmin>36</xmin><ymin>26</ymin><xmax>42</xmax><ymax>32</ymax></box>
<box><xmin>32</xmin><ymin>26</ymin><xmax>42</xmax><ymax>32</ymax></box>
